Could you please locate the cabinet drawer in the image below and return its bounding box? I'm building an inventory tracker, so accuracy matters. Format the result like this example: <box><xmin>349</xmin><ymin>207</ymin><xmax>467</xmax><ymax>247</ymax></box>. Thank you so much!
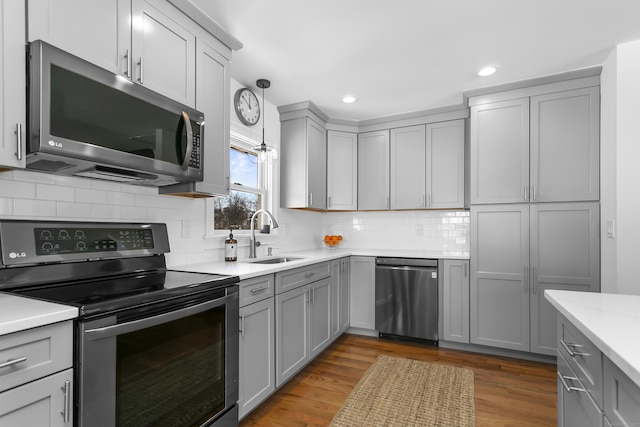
<box><xmin>240</xmin><ymin>275</ymin><xmax>275</xmax><ymax>307</ymax></box>
<box><xmin>603</xmin><ymin>356</ymin><xmax>640</xmax><ymax>426</ymax></box>
<box><xmin>558</xmin><ymin>315</ymin><xmax>603</xmax><ymax>409</ymax></box>
<box><xmin>557</xmin><ymin>351</ymin><xmax>603</xmax><ymax>427</ymax></box>
<box><xmin>275</xmin><ymin>262</ymin><xmax>331</xmax><ymax>294</ymax></box>
<box><xmin>0</xmin><ymin>321</ymin><xmax>73</xmax><ymax>393</ymax></box>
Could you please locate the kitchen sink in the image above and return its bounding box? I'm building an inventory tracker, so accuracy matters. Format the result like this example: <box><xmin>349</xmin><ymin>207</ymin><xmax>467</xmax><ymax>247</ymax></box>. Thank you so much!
<box><xmin>246</xmin><ymin>257</ymin><xmax>303</xmax><ymax>264</ymax></box>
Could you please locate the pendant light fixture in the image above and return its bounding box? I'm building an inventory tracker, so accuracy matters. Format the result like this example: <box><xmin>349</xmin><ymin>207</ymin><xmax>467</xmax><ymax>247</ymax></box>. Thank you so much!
<box><xmin>253</xmin><ymin>78</ymin><xmax>275</xmax><ymax>162</ymax></box>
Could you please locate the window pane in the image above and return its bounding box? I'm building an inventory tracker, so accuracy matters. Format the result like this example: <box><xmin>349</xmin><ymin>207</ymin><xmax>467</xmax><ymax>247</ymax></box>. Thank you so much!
<box><xmin>214</xmin><ymin>190</ymin><xmax>261</xmax><ymax>230</ymax></box>
<box><xmin>229</xmin><ymin>147</ymin><xmax>258</xmax><ymax>188</ymax></box>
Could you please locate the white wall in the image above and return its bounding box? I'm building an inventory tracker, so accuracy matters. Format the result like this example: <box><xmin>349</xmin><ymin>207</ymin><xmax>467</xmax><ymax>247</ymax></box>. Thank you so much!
<box><xmin>600</xmin><ymin>39</ymin><xmax>640</xmax><ymax>294</ymax></box>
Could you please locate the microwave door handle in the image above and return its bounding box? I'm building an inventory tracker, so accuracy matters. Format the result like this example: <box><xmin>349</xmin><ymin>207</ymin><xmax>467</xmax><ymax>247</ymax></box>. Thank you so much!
<box><xmin>84</xmin><ymin>292</ymin><xmax>236</xmax><ymax>340</ymax></box>
<box><xmin>180</xmin><ymin>111</ymin><xmax>194</xmax><ymax>171</ymax></box>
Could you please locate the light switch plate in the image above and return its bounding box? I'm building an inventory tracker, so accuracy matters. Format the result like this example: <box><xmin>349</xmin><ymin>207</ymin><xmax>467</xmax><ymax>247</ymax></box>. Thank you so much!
<box><xmin>607</xmin><ymin>219</ymin><xmax>615</xmax><ymax>239</ymax></box>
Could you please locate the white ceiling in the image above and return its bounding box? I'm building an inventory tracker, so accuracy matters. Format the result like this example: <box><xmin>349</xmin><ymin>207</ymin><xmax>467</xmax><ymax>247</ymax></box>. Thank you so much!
<box><xmin>191</xmin><ymin>0</ymin><xmax>640</xmax><ymax>122</ymax></box>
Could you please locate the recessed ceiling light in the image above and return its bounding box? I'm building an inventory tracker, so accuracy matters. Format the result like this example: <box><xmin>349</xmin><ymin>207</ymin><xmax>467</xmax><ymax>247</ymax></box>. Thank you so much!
<box><xmin>477</xmin><ymin>65</ymin><xmax>500</xmax><ymax>77</ymax></box>
<box><xmin>342</xmin><ymin>95</ymin><xmax>357</xmax><ymax>104</ymax></box>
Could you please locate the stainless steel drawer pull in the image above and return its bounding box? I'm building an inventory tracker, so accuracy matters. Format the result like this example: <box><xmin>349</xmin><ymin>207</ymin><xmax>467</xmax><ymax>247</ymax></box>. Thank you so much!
<box><xmin>557</xmin><ymin>372</ymin><xmax>586</xmax><ymax>393</ymax></box>
<box><xmin>560</xmin><ymin>339</ymin><xmax>590</xmax><ymax>357</ymax></box>
<box><xmin>304</xmin><ymin>272</ymin><xmax>315</xmax><ymax>278</ymax></box>
<box><xmin>60</xmin><ymin>380</ymin><xmax>71</xmax><ymax>422</ymax></box>
<box><xmin>0</xmin><ymin>356</ymin><xmax>27</xmax><ymax>369</ymax></box>
<box><xmin>239</xmin><ymin>313</ymin><xmax>246</xmax><ymax>337</ymax></box>
<box><xmin>250</xmin><ymin>286</ymin><xmax>268</xmax><ymax>294</ymax></box>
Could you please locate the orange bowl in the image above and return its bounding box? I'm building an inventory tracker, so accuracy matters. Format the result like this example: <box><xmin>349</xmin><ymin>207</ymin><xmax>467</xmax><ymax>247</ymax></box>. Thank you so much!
<box><xmin>323</xmin><ymin>235</ymin><xmax>342</xmax><ymax>248</ymax></box>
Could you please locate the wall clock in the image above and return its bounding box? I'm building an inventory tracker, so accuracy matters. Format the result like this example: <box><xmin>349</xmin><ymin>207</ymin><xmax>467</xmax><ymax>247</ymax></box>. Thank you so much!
<box><xmin>234</xmin><ymin>87</ymin><xmax>260</xmax><ymax>126</ymax></box>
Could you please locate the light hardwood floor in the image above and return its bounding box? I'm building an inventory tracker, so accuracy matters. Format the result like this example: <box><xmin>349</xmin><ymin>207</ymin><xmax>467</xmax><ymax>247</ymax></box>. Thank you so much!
<box><xmin>240</xmin><ymin>333</ymin><xmax>557</xmax><ymax>427</ymax></box>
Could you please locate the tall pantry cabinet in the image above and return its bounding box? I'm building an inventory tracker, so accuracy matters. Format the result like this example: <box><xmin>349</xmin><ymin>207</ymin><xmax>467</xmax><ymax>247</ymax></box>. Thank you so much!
<box><xmin>468</xmin><ymin>73</ymin><xmax>601</xmax><ymax>356</ymax></box>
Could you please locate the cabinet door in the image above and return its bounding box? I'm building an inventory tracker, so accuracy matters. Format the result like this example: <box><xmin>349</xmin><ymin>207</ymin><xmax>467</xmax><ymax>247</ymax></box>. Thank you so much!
<box><xmin>309</xmin><ymin>278</ymin><xmax>332</xmax><ymax>357</ymax></box>
<box><xmin>558</xmin><ymin>353</ymin><xmax>603</xmax><ymax>427</ymax></box>
<box><xmin>306</xmin><ymin>119</ymin><xmax>327</xmax><ymax>209</ymax></box>
<box><xmin>471</xmin><ymin>204</ymin><xmax>530</xmax><ymax>351</ymax></box>
<box><xmin>339</xmin><ymin>258</ymin><xmax>351</xmax><ymax>334</ymax></box>
<box><xmin>0</xmin><ymin>0</ymin><xmax>26</xmax><ymax>169</ymax></box>
<box><xmin>239</xmin><ymin>298</ymin><xmax>275</xmax><ymax>420</ymax></box>
<box><xmin>131</xmin><ymin>0</ymin><xmax>196</xmax><ymax>107</ymax></box>
<box><xmin>327</xmin><ymin>131</ymin><xmax>357</xmax><ymax>210</ymax></box>
<box><xmin>531</xmin><ymin>87</ymin><xmax>600</xmax><ymax>202</ymax></box>
<box><xmin>330</xmin><ymin>260</ymin><xmax>340</xmax><ymax>338</ymax></box>
<box><xmin>0</xmin><ymin>368</ymin><xmax>73</xmax><ymax>427</ymax></box>
<box><xmin>470</xmin><ymin>98</ymin><xmax>530</xmax><ymax>204</ymax></box>
<box><xmin>191</xmin><ymin>39</ymin><xmax>230</xmax><ymax>196</ymax></box>
<box><xmin>530</xmin><ymin>202</ymin><xmax>600</xmax><ymax>355</ymax></box>
<box><xmin>390</xmin><ymin>125</ymin><xmax>426</xmax><ymax>209</ymax></box>
<box><xmin>275</xmin><ymin>285</ymin><xmax>309</xmax><ymax>387</ymax></box>
<box><xmin>358</xmin><ymin>130</ymin><xmax>390</xmax><ymax>210</ymax></box>
<box><xmin>442</xmin><ymin>259</ymin><xmax>470</xmax><ymax>343</ymax></box>
<box><xmin>426</xmin><ymin>120</ymin><xmax>465</xmax><ymax>209</ymax></box>
<box><xmin>603</xmin><ymin>356</ymin><xmax>640</xmax><ymax>426</ymax></box>
<box><xmin>349</xmin><ymin>256</ymin><xmax>376</xmax><ymax>330</ymax></box>
<box><xmin>27</xmin><ymin>0</ymin><xmax>130</xmax><ymax>74</ymax></box>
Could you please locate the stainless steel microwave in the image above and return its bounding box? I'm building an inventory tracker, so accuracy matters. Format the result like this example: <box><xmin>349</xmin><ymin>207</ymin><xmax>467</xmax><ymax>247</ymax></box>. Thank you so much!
<box><xmin>27</xmin><ymin>40</ymin><xmax>204</xmax><ymax>186</ymax></box>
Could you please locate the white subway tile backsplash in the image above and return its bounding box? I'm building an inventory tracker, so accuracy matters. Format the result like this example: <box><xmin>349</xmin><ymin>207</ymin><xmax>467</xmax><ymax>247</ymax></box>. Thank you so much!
<box><xmin>56</xmin><ymin>202</ymin><xmax>93</xmax><ymax>218</ymax></box>
<box><xmin>76</xmin><ymin>188</ymin><xmax>108</xmax><ymax>204</ymax></box>
<box><xmin>55</xmin><ymin>175</ymin><xmax>93</xmax><ymax>188</ymax></box>
<box><xmin>14</xmin><ymin>199</ymin><xmax>56</xmax><ymax>217</ymax></box>
<box><xmin>92</xmin><ymin>204</ymin><xmax>123</xmax><ymax>219</ymax></box>
<box><xmin>0</xmin><ymin>171</ymin><xmax>13</xmax><ymax>180</ymax></box>
<box><xmin>107</xmin><ymin>191</ymin><xmax>135</xmax><ymax>206</ymax></box>
<box><xmin>0</xmin><ymin>180</ymin><xmax>36</xmax><ymax>199</ymax></box>
<box><xmin>36</xmin><ymin>183</ymin><xmax>75</xmax><ymax>202</ymax></box>
<box><xmin>13</xmin><ymin>169</ymin><xmax>57</xmax><ymax>184</ymax></box>
<box><xmin>91</xmin><ymin>180</ymin><xmax>123</xmax><ymax>192</ymax></box>
<box><xmin>0</xmin><ymin>198</ymin><xmax>13</xmax><ymax>215</ymax></box>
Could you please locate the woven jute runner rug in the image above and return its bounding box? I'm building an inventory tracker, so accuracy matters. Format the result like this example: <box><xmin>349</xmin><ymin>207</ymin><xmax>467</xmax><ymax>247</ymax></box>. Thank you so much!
<box><xmin>330</xmin><ymin>354</ymin><xmax>475</xmax><ymax>427</ymax></box>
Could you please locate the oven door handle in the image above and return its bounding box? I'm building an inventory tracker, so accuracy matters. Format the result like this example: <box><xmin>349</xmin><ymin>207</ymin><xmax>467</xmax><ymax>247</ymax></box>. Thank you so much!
<box><xmin>84</xmin><ymin>292</ymin><xmax>237</xmax><ymax>339</ymax></box>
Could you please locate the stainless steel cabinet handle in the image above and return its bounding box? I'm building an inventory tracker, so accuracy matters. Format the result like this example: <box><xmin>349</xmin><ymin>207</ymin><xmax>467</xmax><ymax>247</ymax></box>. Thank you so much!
<box><xmin>428</xmin><ymin>194</ymin><xmax>431</xmax><ymax>208</ymax></box>
<box><xmin>239</xmin><ymin>313</ymin><xmax>245</xmax><ymax>336</ymax></box>
<box><xmin>532</xmin><ymin>267</ymin><xmax>537</xmax><ymax>294</ymax></box>
<box><xmin>15</xmin><ymin>123</ymin><xmax>22</xmax><ymax>160</ymax></box>
<box><xmin>250</xmin><ymin>286</ymin><xmax>267</xmax><ymax>294</ymax></box>
<box><xmin>560</xmin><ymin>339</ymin><xmax>590</xmax><ymax>357</ymax></box>
<box><xmin>0</xmin><ymin>356</ymin><xmax>27</xmax><ymax>369</ymax></box>
<box><xmin>532</xmin><ymin>185</ymin><xmax>536</xmax><ymax>201</ymax></box>
<box><xmin>137</xmin><ymin>57</ymin><xmax>144</xmax><ymax>83</ymax></box>
<box><xmin>386</xmin><ymin>196</ymin><xmax>389</xmax><ymax>209</ymax></box>
<box><xmin>61</xmin><ymin>380</ymin><xmax>71</xmax><ymax>423</ymax></box>
<box><xmin>524</xmin><ymin>185</ymin><xmax>529</xmax><ymax>202</ymax></box>
<box><xmin>557</xmin><ymin>372</ymin><xmax>586</xmax><ymax>393</ymax></box>
<box><xmin>524</xmin><ymin>266</ymin><xmax>529</xmax><ymax>293</ymax></box>
<box><xmin>123</xmin><ymin>49</ymin><xmax>130</xmax><ymax>77</ymax></box>
<box><xmin>328</xmin><ymin>196</ymin><xmax>332</xmax><ymax>208</ymax></box>
<box><xmin>304</xmin><ymin>272</ymin><xmax>315</xmax><ymax>278</ymax></box>
<box><xmin>304</xmin><ymin>290</ymin><xmax>310</xmax><ymax>304</ymax></box>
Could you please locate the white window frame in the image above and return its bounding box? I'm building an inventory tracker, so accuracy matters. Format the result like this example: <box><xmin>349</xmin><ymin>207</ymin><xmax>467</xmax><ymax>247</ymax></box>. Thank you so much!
<box><xmin>205</xmin><ymin>131</ymin><xmax>273</xmax><ymax>238</ymax></box>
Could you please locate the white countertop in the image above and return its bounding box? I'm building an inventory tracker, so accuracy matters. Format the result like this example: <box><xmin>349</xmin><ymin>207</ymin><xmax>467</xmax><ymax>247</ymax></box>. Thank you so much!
<box><xmin>173</xmin><ymin>248</ymin><xmax>468</xmax><ymax>280</ymax></box>
<box><xmin>0</xmin><ymin>293</ymin><xmax>78</xmax><ymax>336</ymax></box>
<box><xmin>545</xmin><ymin>290</ymin><xmax>640</xmax><ymax>387</ymax></box>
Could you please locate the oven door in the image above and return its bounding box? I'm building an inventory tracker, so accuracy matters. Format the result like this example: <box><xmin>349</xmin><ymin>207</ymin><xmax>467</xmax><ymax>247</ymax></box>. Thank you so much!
<box><xmin>78</xmin><ymin>287</ymin><xmax>238</xmax><ymax>427</ymax></box>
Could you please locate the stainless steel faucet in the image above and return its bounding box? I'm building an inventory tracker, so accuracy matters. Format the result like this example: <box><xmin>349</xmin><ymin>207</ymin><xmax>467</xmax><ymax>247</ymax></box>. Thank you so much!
<box><xmin>249</xmin><ymin>209</ymin><xmax>279</xmax><ymax>258</ymax></box>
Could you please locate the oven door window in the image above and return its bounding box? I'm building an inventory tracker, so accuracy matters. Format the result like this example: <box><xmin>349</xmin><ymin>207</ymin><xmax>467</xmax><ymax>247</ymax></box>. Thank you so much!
<box><xmin>115</xmin><ymin>307</ymin><xmax>225</xmax><ymax>427</ymax></box>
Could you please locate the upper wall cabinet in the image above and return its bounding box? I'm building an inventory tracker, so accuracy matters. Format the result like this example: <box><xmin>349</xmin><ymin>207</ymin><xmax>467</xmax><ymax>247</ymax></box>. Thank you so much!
<box><xmin>358</xmin><ymin>130</ymin><xmax>390</xmax><ymax>210</ymax></box>
<box><xmin>327</xmin><ymin>131</ymin><xmax>357</xmax><ymax>211</ymax></box>
<box><xmin>470</xmin><ymin>85</ymin><xmax>600</xmax><ymax>204</ymax></box>
<box><xmin>28</xmin><ymin>0</ymin><xmax>197</xmax><ymax>107</ymax></box>
<box><xmin>281</xmin><ymin>117</ymin><xmax>327</xmax><ymax>209</ymax></box>
<box><xmin>0</xmin><ymin>0</ymin><xmax>26</xmax><ymax>169</ymax></box>
<box><xmin>390</xmin><ymin>120</ymin><xmax>465</xmax><ymax>210</ymax></box>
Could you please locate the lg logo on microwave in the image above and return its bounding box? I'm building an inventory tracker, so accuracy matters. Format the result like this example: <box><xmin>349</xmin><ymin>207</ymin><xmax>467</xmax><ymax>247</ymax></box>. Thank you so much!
<box><xmin>9</xmin><ymin>252</ymin><xmax>27</xmax><ymax>259</ymax></box>
<box><xmin>48</xmin><ymin>140</ymin><xmax>63</xmax><ymax>148</ymax></box>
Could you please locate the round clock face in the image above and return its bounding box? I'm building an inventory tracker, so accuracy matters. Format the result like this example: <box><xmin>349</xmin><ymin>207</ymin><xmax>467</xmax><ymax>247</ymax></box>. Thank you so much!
<box><xmin>234</xmin><ymin>88</ymin><xmax>260</xmax><ymax>126</ymax></box>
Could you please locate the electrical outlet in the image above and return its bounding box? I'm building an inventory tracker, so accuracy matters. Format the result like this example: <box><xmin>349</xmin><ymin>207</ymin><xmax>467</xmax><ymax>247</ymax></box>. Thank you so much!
<box><xmin>181</xmin><ymin>220</ymin><xmax>191</xmax><ymax>239</ymax></box>
<box><xmin>415</xmin><ymin>224</ymin><xmax>423</xmax><ymax>236</ymax></box>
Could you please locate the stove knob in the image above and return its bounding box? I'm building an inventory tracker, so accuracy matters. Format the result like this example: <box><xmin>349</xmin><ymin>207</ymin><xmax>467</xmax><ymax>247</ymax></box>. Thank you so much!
<box><xmin>75</xmin><ymin>230</ymin><xmax>86</xmax><ymax>239</ymax></box>
<box><xmin>42</xmin><ymin>242</ymin><xmax>54</xmax><ymax>252</ymax></box>
<box><xmin>76</xmin><ymin>241</ymin><xmax>87</xmax><ymax>250</ymax></box>
<box><xmin>40</xmin><ymin>230</ymin><xmax>53</xmax><ymax>240</ymax></box>
<box><xmin>59</xmin><ymin>230</ymin><xmax>70</xmax><ymax>239</ymax></box>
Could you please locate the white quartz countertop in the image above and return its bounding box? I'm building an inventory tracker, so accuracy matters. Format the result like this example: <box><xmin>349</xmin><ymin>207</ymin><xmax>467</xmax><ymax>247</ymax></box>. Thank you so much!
<box><xmin>545</xmin><ymin>290</ymin><xmax>640</xmax><ymax>387</ymax></box>
<box><xmin>0</xmin><ymin>293</ymin><xmax>78</xmax><ymax>336</ymax></box>
<box><xmin>173</xmin><ymin>248</ymin><xmax>468</xmax><ymax>280</ymax></box>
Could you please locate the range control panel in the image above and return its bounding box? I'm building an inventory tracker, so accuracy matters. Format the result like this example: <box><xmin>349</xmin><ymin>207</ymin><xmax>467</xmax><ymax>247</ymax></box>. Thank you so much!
<box><xmin>35</xmin><ymin>227</ymin><xmax>154</xmax><ymax>255</ymax></box>
<box><xmin>0</xmin><ymin>220</ymin><xmax>169</xmax><ymax>267</ymax></box>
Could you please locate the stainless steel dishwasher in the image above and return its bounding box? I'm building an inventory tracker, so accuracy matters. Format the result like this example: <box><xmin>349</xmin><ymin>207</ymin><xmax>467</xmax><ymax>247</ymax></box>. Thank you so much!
<box><xmin>375</xmin><ymin>257</ymin><xmax>438</xmax><ymax>342</ymax></box>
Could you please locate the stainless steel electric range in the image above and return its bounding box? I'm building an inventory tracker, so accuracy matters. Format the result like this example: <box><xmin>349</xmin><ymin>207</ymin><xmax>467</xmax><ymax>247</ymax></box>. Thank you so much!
<box><xmin>0</xmin><ymin>220</ymin><xmax>239</xmax><ymax>427</ymax></box>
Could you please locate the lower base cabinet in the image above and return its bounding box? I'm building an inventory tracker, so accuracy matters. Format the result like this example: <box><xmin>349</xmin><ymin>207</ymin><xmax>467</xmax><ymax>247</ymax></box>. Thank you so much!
<box><xmin>239</xmin><ymin>297</ymin><xmax>275</xmax><ymax>419</ymax></box>
<box><xmin>331</xmin><ymin>257</ymin><xmax>350</xmax><ymax>338</ymax></box>
<box><xmin>441</xmin><ymin>259</ymin><xmax>470</xmax><ymax>343</ymax></box>
<box><xmin>276</xmin><ymin>277</ymin><xmax>331</xmax><ymax>387</ymax></box>
<box><xmin>349</xmin><ymin>256</ymin><xmax>375</xmax><ymax>330</ymax></box>
<box><xmin>0</xmin><ymin>368</ymin><xmax>73</xmax><ymax>426</ymax></box>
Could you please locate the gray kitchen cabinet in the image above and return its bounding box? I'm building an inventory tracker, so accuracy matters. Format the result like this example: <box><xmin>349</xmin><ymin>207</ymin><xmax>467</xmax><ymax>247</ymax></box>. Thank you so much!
<box><xmin>331</xmin><ymin>257</ymin><xmax>350</xmax><ymax>339</ymax></box>
<box><xmin>470</xmin><ymin>86</ymin><xmax>599</xmax><ymax>205</ymax></box>
<box><xmin>530</xmin><ymin>87</ymin><xmax>600</xmax><ymax>202</ymax></box>
<box><xmin>349</xmin><ymin>256</ymin><xmax>376</xmax><ymax>330</ymax></box>
<box><xmin>603</xmin><ymin>356</ymin><xmax>640</xmax><ymax>426</ymax></box>
<box><xmin>441</xmin><ymin>259</ymin><xmax>470</xmax><ymax>343</ymax></box>
<box><xmin>280</xmin><ymin>117</ymin><xmax>327</xmax><ymax>209</ymax></box>
<box><xmin>470</xmin><ymin>98</ymin><xmax>530</xmax><ymax>204</ymax></box>
<box><xmin>558</xmin><ymin>352</ymin><xmax>603</xmax><ymax>427</ymax></box>
<box><xmin>0</xmin><ymin>368</ymin><xmax>73</xmax><ymax>427</ymax></box>
<box><xmin>358</xmin><ymin>130</ymin><xmax>390</xmax><ymax>210</ymax></box>
<box><xmin>471</xmin><ymin>202</ymin><xmax>600</xmax><ymax>354</ymax></box>
<box><xmin>327</xmin><ymin>131</ymin><xmax>358</xmax><ymax>210</ymax></box>
<box><xmin>239</xmin><ymin>296</ymin><xmax>275</xmax><ymax>420</ymax></box>
<box><xmin>275</xmin><ymin>276</ymin><xmax>331</xmax><ymax>387</ymax></box>
<box><xmin>29</xmin><ymin>0</ymin><xmax>197</xmax><ymax>107</ymax></box>
<box><xmin>0</xmin><ymin>0</ymin><xmax>26</xmax><ymax>170</ymax></box>
<box><xmin>390</xmin><ymin>125</ymin><xmax>426</xmax><ymax>209</ymax></box>
<box><xmin>426</xmin><ymin>120</ymin><xmax>465</xmax><ymax>209</ymax></box>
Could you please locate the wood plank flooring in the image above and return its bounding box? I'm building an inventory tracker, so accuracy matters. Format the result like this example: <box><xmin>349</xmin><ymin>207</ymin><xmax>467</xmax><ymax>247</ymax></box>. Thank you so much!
<box><xmin>240</xmin><ymin>333</ymin><xmax>557</xmax><ymax>427</ymax></box>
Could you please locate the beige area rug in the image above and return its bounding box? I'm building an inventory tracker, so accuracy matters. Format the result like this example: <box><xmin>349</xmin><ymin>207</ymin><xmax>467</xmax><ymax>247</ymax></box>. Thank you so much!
<box><xmin>330</xmin><ymin>355</ymin><xmax>475</xmax><ymax>427</ymax></box>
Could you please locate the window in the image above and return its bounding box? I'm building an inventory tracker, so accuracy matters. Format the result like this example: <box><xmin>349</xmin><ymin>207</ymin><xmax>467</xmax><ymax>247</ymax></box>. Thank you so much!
<box><xmin>209</xmin><ymin>133</ymin><xmax>272</xmax><ymax>234</ymax></box>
